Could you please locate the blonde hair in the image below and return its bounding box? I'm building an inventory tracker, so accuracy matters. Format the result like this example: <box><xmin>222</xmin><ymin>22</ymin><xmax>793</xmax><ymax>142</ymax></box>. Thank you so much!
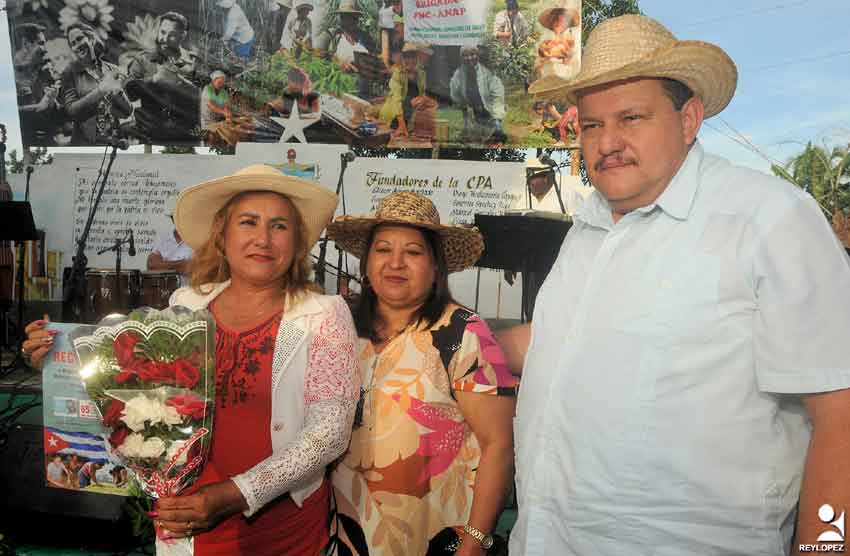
<box><xmin>188</xmin><ymin>191</ymin><xmax>314</xmax><ymax>297</ymax></box>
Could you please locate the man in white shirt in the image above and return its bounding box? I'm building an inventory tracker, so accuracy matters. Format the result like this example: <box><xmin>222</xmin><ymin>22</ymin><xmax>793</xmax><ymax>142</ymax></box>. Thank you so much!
<box><xmin>499</xmin><ymin>15</ymin><xmax>850</xmax><ymax>555</ymax></box>
<box><xmin>148</xmin><ymin>211</ymin><xmax>193</xmax><ymax>285</ymax></box>
<box><xmin>492</xmin><ymin>0</ymin><xmax>531</xmax><ymax>46</ymax></box>
<box><xmin>218</xmin><ymin>0</ymin><xmax>255</xmax><ymax>62</ymax></box>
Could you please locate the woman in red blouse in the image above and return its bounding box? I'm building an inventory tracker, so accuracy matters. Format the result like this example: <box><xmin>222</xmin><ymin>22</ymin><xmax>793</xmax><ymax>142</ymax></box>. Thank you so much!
<box><xmin>24</xmin><ymin>164</ymin><xmax>361</xmax><ymax>556</ymax></box>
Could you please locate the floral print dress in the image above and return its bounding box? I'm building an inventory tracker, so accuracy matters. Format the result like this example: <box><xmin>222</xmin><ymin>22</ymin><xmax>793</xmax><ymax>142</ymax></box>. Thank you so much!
<box><xmin>331</xmin><ymin>305</ymin><xmax>518</xmax><ymax>556</ymax></box>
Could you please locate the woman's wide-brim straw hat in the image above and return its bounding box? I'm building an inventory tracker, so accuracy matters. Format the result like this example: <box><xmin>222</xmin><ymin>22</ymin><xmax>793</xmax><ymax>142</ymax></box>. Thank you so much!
<box><xmin>336</xmin><ymin>0</ymin><xmax>362</xmax><ymax>14</ymax></box>
<box><xmin>529</xmin><ymin>14</ymin><xmax>738</xmax><ymax>118</ymax></box>
<box><xmin>538</xmin><ymin>6</ymin><xmax>579</xmax><ymax>30</ymax></box>
<box><xmin>327</xmin><ymin>191</ymin><xmax>484</xmax><ymax>273</ymax></box>
<box><xmin>174</xmin><ymin>164</ymin><xmax>338</xmax><ymax>251</ymax></box>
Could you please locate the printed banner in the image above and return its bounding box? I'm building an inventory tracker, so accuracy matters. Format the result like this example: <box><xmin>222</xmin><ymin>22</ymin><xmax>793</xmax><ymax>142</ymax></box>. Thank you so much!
<box><xmin>8</xmin><ymin>0</ymin><xmax>581</xmax><ymax>149</ymax></box>
<box><xmin>42</xmin><ymin>322</ymin><xmax>129</xmax><ymax>495</ymax></box>
<box><xmin>403</xmin><ymin>0</ymin><xmax>489</xmax><ymax>45</ymax></box>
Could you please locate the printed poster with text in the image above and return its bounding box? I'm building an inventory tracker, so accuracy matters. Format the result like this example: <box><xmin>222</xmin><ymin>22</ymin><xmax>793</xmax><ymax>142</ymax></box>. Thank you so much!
<box><xmin>8</xmin><ymin>0</ymin><xmax>579</xmax><ymax>150</ymax></box>
<box><xmin>43</xmin><ymin>322</ymin><xmax>129</xmax><ymax>495</ymax></box>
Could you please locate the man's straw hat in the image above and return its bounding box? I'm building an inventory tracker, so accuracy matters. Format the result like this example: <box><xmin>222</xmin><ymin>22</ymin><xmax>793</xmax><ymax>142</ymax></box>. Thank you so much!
<box><xmin>529</xmin><ymin>14</ymin><xmax>738</xmax><ymax>118</ymax></box>
<box><xmin>327</xmin><ymin>191</ymin><xmax>483</xmax><ymax>273</ymax></box>
<box><xmin>174</xmin><ymin>164</ymin><xmax>338</xmax><ymax>250</ymax></box>
<box><xmin>335</xmin><ymin>0</ymin><xmax>362</xmax><ymax>14</ymax></box>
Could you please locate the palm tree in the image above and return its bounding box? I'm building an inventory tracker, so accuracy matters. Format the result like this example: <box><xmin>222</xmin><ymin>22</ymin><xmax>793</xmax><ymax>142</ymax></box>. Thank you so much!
<box><xmin>772</xmin><ymin>142</ymin><xmax>850</xmax><ymax>245</ymax></box>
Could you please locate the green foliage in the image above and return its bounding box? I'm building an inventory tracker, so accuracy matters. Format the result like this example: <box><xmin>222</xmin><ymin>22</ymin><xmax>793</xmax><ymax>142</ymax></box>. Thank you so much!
<box><xmin>582</xmin><ymin>0</ymin><xmax>643</xmax><ymax>42</ymax></box>
<box><xmin>318</xmin><ymin>0</ymin><xmax>381</xmax><ymax>50</ymax></box>
<box><xmin>773</xmin><ymin>142</ymin><xmax>850</xmax><ymax>217</ymax></box>
<box><xmin>485</xmin><ymin>35</ymin><xmax>538</xmax><ymax>87</ymax></box>
<box><xmin>124</xmin><ymin>476</ymin><xmax>155</xmax><ymax>541</ymax></box>
<box><xmin>234</xmin><ymin>51</ymin><xmax>357</xmax><ymax>110</ymax></box>
<box><xmin>5</xmin><ymin>147</ymin><xmax>53</xmax><ymax>174</ymax></box>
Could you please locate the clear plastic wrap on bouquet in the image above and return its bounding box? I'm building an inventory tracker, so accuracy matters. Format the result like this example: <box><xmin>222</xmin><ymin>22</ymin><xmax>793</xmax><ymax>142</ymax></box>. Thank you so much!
<box><xmin>71</xmin><ymin>306</ymin><xmax>215</xmax><ymax>499</ymax></box>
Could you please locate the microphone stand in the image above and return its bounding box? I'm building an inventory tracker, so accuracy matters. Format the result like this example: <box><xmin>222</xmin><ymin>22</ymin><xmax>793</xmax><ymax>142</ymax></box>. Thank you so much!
<box><xmin>63</xmin><ymin>142</ymin><xmax>122</xmax><ymax>322</ymax></box>
<box><xmin>97</xmin><ymin>231</ymin><xmax>133</xmax><ymax>317</ymax></box>
<box><xmin>553</xmin><ymin>163</ymin><xmax>567</xmax><ymax>215</ymax></box>
<box><xmin>315</xmin><ymin>152</ymin><xmax>354</xmax><ymax>290</ymax></box>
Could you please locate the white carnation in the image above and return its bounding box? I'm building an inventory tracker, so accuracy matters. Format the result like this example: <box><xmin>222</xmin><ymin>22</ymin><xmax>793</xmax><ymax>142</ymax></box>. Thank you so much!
<box><xmin>117</xmin><ymin>432</ymin><xmax>145</xmax><ymax>458</ymax></box>
<box><xmin>120</xmin><ymin>393</ymin><xmax>183</xmax><ymax>432</ymax></box>
<box><xmin>121</xmin><ymin>394</ymin><xmax>156</xmax><ymax>432</ymax></box>
<box><xmin>163</xmin><ymin>405</ymin><xmax>183</xmax><ymax>426</ymax></box>
<box><xmin>165</xmin><ymin>440</ymin><xmax>188</xmax><ymax>466</ymax></box>
<box><xmin>139</xmin><ymin>437</ymin><xmax>167</xmax><ymax>459</ymax></box>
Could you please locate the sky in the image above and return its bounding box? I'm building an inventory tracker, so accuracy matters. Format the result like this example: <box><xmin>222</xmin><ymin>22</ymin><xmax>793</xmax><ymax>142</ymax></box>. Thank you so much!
<box><xmin>0</xmin><ymin>0</ymin><xmax>848</xmax><ymax>172</ymax></box>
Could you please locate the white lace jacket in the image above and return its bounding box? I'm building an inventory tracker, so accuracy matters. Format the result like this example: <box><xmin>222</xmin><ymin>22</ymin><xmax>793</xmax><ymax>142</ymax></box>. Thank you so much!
<box><xmin>170</xmin><ymin>281</ymin><xmax>360</xmax><ymax>511</ymax></box>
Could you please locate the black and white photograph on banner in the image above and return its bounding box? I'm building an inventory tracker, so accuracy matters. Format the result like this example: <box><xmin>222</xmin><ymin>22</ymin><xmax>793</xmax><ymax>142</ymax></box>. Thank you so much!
<box><xmin>7</xmin><ymin>0</ymin><xmax>583</xmax><ymax>149</ymax></box>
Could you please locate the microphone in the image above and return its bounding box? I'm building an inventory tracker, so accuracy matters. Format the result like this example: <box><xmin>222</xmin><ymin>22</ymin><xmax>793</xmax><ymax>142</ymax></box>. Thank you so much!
<box><xmin>110</xmin><ymin>136</ymin><xmax>129</xmax><ymax>150</ymax></box>
<box><xmin>341</xmin><ymin>152</ymin><xmax>356</xmax><ymax>163</ymax></box>
<box><xmin>26</xmin><ymin>165</ymin><xmax>34</xmax><ymax>178</ymax></box>
<box><xmin>127</xmin><ymin>228</ymin><xmax>136</xmax><ymax>256</ymax></box>
<box><xmin>539</xmin><ymin>154</ymin><xmax>557</xmax><ymax>167</ymax></box>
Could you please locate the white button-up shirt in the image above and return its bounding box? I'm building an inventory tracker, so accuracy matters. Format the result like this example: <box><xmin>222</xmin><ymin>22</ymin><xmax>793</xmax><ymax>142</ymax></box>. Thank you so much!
<box><xmin>511</xmin><ymin>143</ymin><xmax>850</xmax><ymax>555</ymax></box>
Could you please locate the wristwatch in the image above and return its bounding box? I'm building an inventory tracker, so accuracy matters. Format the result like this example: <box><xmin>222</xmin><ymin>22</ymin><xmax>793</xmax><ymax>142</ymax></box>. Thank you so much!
<box><xmin>463</xmin><ymin>524</ymin><xmax>495</xmax><ymax>550</ymax></box>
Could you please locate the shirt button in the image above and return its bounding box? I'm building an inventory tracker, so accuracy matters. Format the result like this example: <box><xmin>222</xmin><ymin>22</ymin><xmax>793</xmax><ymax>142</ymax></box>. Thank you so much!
<box><xmin>272</xmin><ymin>423</ymin><xmax>284</xmax><ymax>431</ymax></box>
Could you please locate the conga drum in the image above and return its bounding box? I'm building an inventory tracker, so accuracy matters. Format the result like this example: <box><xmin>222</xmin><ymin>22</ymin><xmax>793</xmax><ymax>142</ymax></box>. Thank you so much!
<box><xmin>139</xmin><ymin>271</ymin><xmax>181</xmax><ymax>309</ymax></box>
<box><xmin>84</xmin><ymin>269</ymin><xmax>141</xmax><ymax>323</ymax></box>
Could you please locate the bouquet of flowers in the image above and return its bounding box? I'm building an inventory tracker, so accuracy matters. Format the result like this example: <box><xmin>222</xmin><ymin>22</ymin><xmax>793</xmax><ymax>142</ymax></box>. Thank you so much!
<box><xmin>71</xmin><ymin>306</ymin><xmax>215</xmax><ymax>499</ymax></box>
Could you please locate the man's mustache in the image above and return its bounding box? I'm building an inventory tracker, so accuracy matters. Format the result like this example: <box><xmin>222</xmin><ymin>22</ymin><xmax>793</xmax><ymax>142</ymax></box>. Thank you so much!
<box><xmin>595</xmin><ymin>154</ymin><xmax>636</xmax><ymax>171</ymax></box>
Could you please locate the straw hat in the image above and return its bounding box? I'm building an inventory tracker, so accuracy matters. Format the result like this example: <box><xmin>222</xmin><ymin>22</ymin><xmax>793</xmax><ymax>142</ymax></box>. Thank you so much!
<box><xmin>335</xmin><ymin>0</ymin><xmax>362</xmax><ymax>14</ymax></box>
<box><xmin>327</xmin><ymin>191</ymin><xmax>483</xmax><ymax>273</ymax></box>
<box><xmin>174</xmin><ymin>164</ymin><xmax>338</xmax><ymax>250</ymax></box>
<box><xmin>538</xmin><ymin>6</ymin><xmax>579</xmax><ymax>31</ymax></box>
<box><xmin>275</xmin><ymin>0</ymin><xmax>292</xmax><ymax>7</ymax></box>
<box><xmin>402</xmin><ymin>42</ymin><xmax>433</xmax><ymax>56</ymax></box>
<box><xmin>525</xmin><ymin>157</ymin><xmax>555</xmax><ymax>179</ymax></box>
<box><xmin>529</xmin><ymin>14</ymin><xmax>738</xmax><ymax>118</ymax></box>
<box><xmin>295</xmin><ymin>1</ymin><xmax>313</xmax><ymax>11</ymax></box>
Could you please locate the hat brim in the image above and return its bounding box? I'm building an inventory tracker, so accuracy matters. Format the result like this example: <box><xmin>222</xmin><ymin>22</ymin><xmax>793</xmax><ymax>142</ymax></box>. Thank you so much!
<box><xmin>174</xmin><ymin>173</ymin><xmax>338</xmax><ymax>251</ymax></box>
<box><xmin>529</xmin><ymin>40</ymin><xmax>738</xmax><ymax>118</ymax></box>
<box><xmin>327</xmin><ymin>216</ymin><xmax>484</xmax><ymax>273</ymax></box>
<box><xmin>538</xmin><ymin>7</ymin><xmax>577</xmax><ymax>30</ymax></box>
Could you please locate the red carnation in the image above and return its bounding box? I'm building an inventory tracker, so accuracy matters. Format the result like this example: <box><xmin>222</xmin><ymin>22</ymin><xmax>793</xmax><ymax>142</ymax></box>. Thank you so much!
<box><xmin>136</xmin><ymin>360</ymin><xmax>176</xmax><ymax>385</ymax></box>
<box><xmin>102</xmin><ymin>399</ymin><xmax>125</xmax><ymax>428</ymax></box>
<box><xmin>113</xmin><ymin>332</ymin><xmax>140</xmax><ymax>368</ymax></box>
<box><xmin>174</xmin><ymin>359</ymin><xmax>200</xmax><ymax>389</ymax></box>
<box><xmin>166</xmin><ymin>392</ymin><xmax>207</xmax><ymax>420</ymax></box>
<box><xmin>108</xmin><ymin>425</ymin><xmax>130</xmax><ymax>449</ymax></box>
<box><xmin>115</xmin><ymin>367</ymin><xmax>137</xmax><ymax>384</ymax></box>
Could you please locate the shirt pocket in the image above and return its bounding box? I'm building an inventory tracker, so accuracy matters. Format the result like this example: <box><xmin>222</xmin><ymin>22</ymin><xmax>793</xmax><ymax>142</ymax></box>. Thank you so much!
<box><xmin>650</xmin><ymin>253</ymin><xmax>722</xmax><ymax>344</ymax></box>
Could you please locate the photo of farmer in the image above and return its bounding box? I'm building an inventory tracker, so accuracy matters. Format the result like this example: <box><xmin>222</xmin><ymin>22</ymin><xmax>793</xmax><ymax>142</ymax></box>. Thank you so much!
<box><xmin>537</xmin><ymin>2</ymin><xmax>582</xmax><ymax>79</ymax></box>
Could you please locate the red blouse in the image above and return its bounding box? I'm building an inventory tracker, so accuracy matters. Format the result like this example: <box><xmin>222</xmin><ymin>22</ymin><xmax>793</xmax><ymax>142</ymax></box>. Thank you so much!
<box><xmin>192</xmin><ymin>306</ymin><xmax>330</xmax><ymax>556</ymax></box>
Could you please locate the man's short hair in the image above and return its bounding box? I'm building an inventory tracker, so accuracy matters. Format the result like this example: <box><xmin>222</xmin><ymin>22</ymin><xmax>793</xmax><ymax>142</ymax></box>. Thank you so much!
<box><xmin>16</xmin><ymin>23</ymin><xmax>46</xmax><ymax>43</ymax></box>
<box><xmin>506</xmin><ymin>0</ymin><xmax>519</xmax><ymax>10</ymax></box>
<box><xmin>159</xmin><ymin>11</ymin><xmax>189</xmax><ymax>34</ymax></box>
<box><xmin>660</xmin><ymin>78</ymin><xmax>694</xmax><ymax>111</ymax></box>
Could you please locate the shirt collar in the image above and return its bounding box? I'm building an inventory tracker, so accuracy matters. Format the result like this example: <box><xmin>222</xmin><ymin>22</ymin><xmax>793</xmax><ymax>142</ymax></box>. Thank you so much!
<box><xmin>574</xmin><ymin>142</ymin><xmax>705</xmax><ymax>229</ymax></box>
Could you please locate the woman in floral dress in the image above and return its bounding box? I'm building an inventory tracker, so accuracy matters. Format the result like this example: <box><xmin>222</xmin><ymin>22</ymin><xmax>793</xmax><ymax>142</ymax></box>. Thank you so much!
<box><xmin>327</xmin><ymin>192</ymin><xmax>518</xmax><ymax>556</ymax></box>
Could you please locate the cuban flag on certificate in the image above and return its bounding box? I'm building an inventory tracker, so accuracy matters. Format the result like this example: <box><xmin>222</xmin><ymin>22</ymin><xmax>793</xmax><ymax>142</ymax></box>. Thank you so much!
<box><xmin>44</xmin><ymin>427</ymin><xmax>109</xmax><ymax>463</ymax></box>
